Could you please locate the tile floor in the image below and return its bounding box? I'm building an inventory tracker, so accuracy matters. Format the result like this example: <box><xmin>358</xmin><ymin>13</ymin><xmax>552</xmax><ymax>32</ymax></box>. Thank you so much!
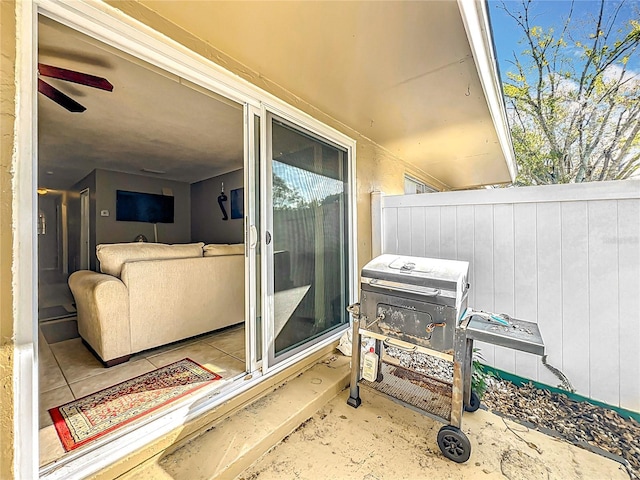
<box><xmin>39</xmin><ymin>323</ymin><xmax>247</xmax><ymax>467</ymax></box>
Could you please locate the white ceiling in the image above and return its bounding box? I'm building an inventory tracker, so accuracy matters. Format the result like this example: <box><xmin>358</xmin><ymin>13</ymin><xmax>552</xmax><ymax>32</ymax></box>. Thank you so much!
<box><xmin>38</xmin><ymin>1</ymin><xmax>513</xmax><ymax>191</ymax></box>
<box><xmin>38</xmin><ymin>16</ymin><xmax>245</xmax><ymax>190</ymax></box>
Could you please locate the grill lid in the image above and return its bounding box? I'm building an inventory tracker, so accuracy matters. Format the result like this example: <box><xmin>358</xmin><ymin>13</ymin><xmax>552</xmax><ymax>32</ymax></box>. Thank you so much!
<box><xmin>361</xmin><ymin>254</ymin><xmax>469</xmax><ymax>303</ymax></box>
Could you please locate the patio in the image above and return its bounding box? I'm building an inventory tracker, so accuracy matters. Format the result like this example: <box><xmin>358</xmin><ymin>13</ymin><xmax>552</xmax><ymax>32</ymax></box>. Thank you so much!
<box><xmin>116</xmin><ymin>353</ymin><xmax>628</xmax><ymax>480</ymax></box>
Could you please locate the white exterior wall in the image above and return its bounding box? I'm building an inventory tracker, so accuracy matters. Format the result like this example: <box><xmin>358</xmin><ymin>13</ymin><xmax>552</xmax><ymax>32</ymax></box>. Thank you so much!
<box><xmin>377</xmin><ymin>180</ymin><xmax>640</xmax><ymax>412</ymax></box>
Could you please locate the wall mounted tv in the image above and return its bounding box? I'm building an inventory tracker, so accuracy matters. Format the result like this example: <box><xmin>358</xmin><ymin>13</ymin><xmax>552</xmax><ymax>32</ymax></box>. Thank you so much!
<box><xmin>116</xmin><ymin>190</ymin><xmax>174</xmax><ymax>223</ymax></box>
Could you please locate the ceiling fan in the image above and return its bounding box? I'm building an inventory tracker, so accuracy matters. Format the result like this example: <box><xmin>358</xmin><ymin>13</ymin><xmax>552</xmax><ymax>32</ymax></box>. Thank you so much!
<box><xmin>37</xmin><ymin>63</ymin><xmax>113</xmax><ymax>113</ymax></box>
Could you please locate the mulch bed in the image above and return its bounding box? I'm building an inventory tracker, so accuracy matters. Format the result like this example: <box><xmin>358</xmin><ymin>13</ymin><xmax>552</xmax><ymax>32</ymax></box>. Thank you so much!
<box><xmin>482</xmin><ymin>377</ymin><xmax>640</xmax><ymax>479</ymax></box>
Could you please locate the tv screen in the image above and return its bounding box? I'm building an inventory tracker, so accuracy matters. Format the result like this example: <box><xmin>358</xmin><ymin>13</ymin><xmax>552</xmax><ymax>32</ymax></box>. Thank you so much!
<box><xmin>116</xmin><ymin>190</ymin><xmax>174</xmax><ymax>224</ymax></box>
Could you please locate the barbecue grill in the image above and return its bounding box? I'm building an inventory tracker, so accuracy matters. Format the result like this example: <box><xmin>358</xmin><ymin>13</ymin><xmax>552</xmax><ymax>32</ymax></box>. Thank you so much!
<box><xmin>347</xmin><ymin>254</ymin><xmax>545</xmax><ymax>463</ymax></box>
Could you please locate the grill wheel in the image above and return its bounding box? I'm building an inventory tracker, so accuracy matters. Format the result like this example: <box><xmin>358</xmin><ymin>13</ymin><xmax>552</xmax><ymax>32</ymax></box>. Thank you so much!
<box><xmin>464</xmin><ymin>390</ymin><xmax>481</xmax><ymax>413</ymax></box>
<box><xmin>437</xmin><ymin>425</ymin><xmax>471</xmax><ymax>463</ymax></box>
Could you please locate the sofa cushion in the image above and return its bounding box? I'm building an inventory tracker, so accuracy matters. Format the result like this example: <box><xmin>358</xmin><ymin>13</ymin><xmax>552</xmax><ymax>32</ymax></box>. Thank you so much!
<box><xmin>97</xmin><ymin>242</ymin><xmax>204</xmax><ymax>278</ymax></box>
<box><xmin>203</xmin><ymin>243</ymin><xmax>245</xmax><ymax>257</ymax></box>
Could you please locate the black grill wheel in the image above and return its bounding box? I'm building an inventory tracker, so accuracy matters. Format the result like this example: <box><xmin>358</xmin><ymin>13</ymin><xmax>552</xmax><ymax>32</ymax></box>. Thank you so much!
<box><xmin>437</xmin><ymin>425</ymin><xmax>471</xmax><ymax>463</ymax></box>
<box><xmin>464</xmin><ymin>390</ymin><xmax>481</xmax><ymax>413</ymax></box>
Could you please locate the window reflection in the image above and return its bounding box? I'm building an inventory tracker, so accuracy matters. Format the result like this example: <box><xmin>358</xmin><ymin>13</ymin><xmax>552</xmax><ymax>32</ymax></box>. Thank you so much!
<box><xmin>271</xmin><ymin>121</ymin><xmax>349</xmax><ymax>357</ymax></box>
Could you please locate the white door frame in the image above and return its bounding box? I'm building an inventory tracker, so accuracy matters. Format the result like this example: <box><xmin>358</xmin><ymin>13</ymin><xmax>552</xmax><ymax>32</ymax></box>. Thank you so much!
<box><xmin>14</xmin><ymin>1</ymin><xmax>358</xmax><ymax>478</ymax></box>
<box><xmin>79</xmin><ymin>188</ymin><xmax>90</xmax><ymax>270</ymax></box>
<box><xmin>245</xmin><ymin>104</ymin><xmax>262</xmax><ymax>372</ymax></box>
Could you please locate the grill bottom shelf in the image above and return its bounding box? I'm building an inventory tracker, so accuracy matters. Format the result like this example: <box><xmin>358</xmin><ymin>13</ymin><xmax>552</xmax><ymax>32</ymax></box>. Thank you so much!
<box><xmin>359</xmin><ymin>361</ymin><xmax>452</xmax><ymax>421</ymax></box>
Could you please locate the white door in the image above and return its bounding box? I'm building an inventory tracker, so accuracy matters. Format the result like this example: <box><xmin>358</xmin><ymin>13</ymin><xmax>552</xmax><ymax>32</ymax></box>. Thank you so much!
<box><xmin>245</xmin><ymin>105</ymin><xmax>264</xmax><ymax>372</ymax></box>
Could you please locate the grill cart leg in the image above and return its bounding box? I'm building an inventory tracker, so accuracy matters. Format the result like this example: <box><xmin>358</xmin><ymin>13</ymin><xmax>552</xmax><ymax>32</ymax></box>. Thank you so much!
<box><xmin>463</xmin><ymin>338</ymin><xmax>481</xmax><ymax>413</ymax></box>
<box><xmin>441</xmin><ymin>330</ymin><xmax>473</xmax><ymax>463</ymax></box>
<box><xmin>450</xmin><ymin>331</ymin><xmax>467</xmax><ymax>428</ymax></box>
<box><xmin>347</xmin><ymin>314</ymin><xmax>362</xmax><ymax>408</ymax></box>
<box><xmin>374</xmin><ymin>338</ymin><xmax>384</xmax><ymax>382</ymax></box>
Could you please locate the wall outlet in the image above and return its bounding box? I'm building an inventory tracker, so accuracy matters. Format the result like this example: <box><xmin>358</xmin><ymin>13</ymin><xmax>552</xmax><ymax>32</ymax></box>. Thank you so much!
<box><xmin>100</xmin><ymin>210</ymin><xmax>109</xmax><ymax>217</ymax></box>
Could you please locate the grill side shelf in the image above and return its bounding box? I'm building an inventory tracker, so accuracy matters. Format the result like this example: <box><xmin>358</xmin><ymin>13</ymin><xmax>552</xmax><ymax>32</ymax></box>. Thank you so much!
<box><xmin>359</xmin><ymin>361</ymin><xmax>452</xmax><ymax>422</ymax></box>
<box><xmin>464</xmin><ymin>316</ymin><xmax>545</xmax><ymax>356</ymax></box>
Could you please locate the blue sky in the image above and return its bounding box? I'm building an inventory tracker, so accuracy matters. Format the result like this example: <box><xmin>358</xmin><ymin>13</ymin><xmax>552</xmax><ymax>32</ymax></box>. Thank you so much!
<box><xmin>488</xmin><ymin>0</ymin><xmax>640</xmax><ymax>77</ymax></box>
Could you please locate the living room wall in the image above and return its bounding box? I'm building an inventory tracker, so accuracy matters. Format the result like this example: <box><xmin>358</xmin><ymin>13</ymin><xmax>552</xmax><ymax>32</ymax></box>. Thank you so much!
<box><xmin>95</xmin><ymin>169</ymin><xmax>191</xmax><ymax>246</ymax></box>
<box><xmin>191</xmin><ymin>168</ymin><xmax>244</xmax><ymax>245</ymax></box>
<box><xmin>67</xmin><ymin>169</ymin><xmax>192</xmax><ymax>272</ymax></box>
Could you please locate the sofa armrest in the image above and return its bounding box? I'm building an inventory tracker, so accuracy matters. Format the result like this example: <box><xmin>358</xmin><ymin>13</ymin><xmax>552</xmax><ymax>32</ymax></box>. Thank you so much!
<box><xmin>68</xmin><ymin>270</ymin><xmax>131</xmax><ymax>363</ymax></box>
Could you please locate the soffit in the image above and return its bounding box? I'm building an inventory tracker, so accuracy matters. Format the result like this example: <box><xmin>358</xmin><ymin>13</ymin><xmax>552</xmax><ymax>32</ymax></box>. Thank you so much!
<box><xmin>138</xmin><ymin>0</ymin><xmax>512</xmax><ymax>189</ymax></box>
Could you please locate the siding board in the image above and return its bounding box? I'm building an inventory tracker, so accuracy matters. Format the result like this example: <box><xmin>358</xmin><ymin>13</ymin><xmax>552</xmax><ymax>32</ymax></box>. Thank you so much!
<box><xmin>618</xmin><ymin>199</ymin><xmax>640</xmax><ymax>412</ymax></box>
<box><xmin>474</xmin><ymin>205</ymin><xmax>495</xmax><ymax>364</ymax></box>
<box><xmin>493</xmin><ymin>204</ymin><xmax>516</xmax><ymax>372</ymax></box>
<box><xmin>383</xmin><ymin>207</ymin><xmax>398</xmax><ymax>254</ymax></box>
<box><xmin>410</xmin><ymin>207</ymin><xmax>426</xmax><ymax>257</ymax></box>
<box><xmin>424</xmin><ymin>207</ymin><xmax>441</xmax><ymax>258</ymax></box>
<box><xmin>536</xmin><ymin>203</ymin><xmax>563</xmax><ymax>388</ymax></box>
<box><xmin>588</xmin><ymin>201</ymin><xmax>620</xmax><ymax>406</ymax></box>
<box><xmin>513</xmin><ymin>203</ymin><xmax>539</xmax><ymax>380</ymax></box>
<box><xmin>457</xmin><ymin>206</ymin><xmax>476</xmax><ymax>308</ymax></box>
<box><xmin>440</xmin><ymin>206</ymin><xmax>457</xmax><ymax>259</ymax></box>
<box><xmin>560</xmin><ymin>202</ymin><xmax>590</xmax><ymax>395</ymax></box>
<box><xmin>397</xmin><ymin>208</ymin><xmax>412</xmax><ymax>255</ymax></box>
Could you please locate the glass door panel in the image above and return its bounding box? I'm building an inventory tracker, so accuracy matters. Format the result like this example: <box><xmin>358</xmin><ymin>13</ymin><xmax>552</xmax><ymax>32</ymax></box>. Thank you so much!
<box><xmin>252</xmin><ymin>113</ymin><xmax>262</xmax><ymax>363</ymax></box>
<box><xmin>269</xmin><ymin>118</ymin><xmax>350</xmax><ymax>362</ymax></box>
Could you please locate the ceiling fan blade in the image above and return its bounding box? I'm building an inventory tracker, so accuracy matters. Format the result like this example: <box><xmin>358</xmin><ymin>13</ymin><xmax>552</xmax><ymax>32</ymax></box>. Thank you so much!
<box><xmin>38</xmin><ymin>63</ymin><xmax>114</xmax><ymax>92</ymax></box>
<box><xmin>38</xmin><ymin>79</ymin><xmax>86</xmax><ymax>113</ymax></box>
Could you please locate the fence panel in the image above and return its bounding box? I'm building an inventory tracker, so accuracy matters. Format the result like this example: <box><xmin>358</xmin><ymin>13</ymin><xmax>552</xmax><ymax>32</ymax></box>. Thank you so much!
<box><xmin>560</xmin><ymin>202</ymin><xmax>590</xmax><ymax>395</ymax></box>
<box><xmin>618</xmin><ymin>199</ymin><xmax>640</xmax><ymax>410</ymax></box>
<box><xmin>377</xmin><ymin>180</ymin><xmax>640</xmax><ymax>411</ymax></box>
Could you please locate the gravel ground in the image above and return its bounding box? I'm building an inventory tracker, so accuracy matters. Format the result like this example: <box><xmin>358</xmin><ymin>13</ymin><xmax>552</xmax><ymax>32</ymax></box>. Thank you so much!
<box><xmin>385</xmin><ymin>347</ymin><xmax>639</xmax><ymax>479</ymax></box>
<box><xmin>385</xmin><ymin>347</ymin><xmax>453</xmax><ymax>382</ymax></box>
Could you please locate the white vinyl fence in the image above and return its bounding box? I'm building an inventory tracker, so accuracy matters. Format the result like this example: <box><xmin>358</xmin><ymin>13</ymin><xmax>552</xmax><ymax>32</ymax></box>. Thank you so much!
<box><xmin>373</xmin><ymin>180</ymin><xmax>640</xmax><ymax>412</ymax></box>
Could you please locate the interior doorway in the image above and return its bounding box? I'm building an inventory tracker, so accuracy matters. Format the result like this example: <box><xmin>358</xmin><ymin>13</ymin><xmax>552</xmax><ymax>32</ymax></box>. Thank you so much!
<box><xmin>79</xmin><ymin>188</ymin><xmax>89</xmax><ymax>270</ymax></box>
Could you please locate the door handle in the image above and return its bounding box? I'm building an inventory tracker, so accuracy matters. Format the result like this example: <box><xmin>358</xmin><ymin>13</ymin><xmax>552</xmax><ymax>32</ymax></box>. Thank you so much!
<box><xmin>266</xmin><ymin>231</ymin><xmax>272</xmax><ymax>245</ymax></box>
<box><xmin>249</xmin><ymin>225</ymin><xmax>258</xmax><ymax>249</ymax></box>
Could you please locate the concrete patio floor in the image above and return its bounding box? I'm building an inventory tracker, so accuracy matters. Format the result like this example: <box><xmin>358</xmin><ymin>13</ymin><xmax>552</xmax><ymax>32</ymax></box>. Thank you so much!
<box><xmin>239</xmin><ymin>359</ymin><xmax>628</xmax><ymax>480</ymax></box>
<box><xmin>118</xmin><ymin>353</ymin><xmax>629</xmax><ymax>480</ymax></box>
<box><xmin>240</xmin><ymin>387</ymin><xmax>629</xmax><ymax>480</ymax></box>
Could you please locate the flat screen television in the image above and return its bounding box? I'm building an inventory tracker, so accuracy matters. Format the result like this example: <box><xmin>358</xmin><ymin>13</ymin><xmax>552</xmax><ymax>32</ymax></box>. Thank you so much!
<box><xmin>116</xmin><ymin>190</ymin><xmax>174</xmax><ymax>223</ymax></box>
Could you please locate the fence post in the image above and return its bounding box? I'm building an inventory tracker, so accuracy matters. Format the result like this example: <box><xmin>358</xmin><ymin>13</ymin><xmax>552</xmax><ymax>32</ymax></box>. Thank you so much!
<box><xmin>371</xmin><ymin>191</ymin><xmax>384</xmax><ymax>257</ymax></box>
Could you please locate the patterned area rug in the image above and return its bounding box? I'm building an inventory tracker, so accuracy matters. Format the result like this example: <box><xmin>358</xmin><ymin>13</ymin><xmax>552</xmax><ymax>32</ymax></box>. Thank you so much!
<box><xmin>49</xmin><ymin>358</ymin><xmax>221</xmax><ymax>451</ymax></box>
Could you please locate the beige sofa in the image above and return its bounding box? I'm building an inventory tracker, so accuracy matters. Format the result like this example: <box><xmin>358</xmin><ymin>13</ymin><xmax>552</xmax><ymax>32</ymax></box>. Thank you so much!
<box><xmin>68</xmin><ymin>242</ymin><xmax>245</xmax><ymax>366</ymax></box>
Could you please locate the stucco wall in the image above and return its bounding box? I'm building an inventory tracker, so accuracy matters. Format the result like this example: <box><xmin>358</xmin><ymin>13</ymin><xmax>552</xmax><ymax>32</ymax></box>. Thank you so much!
<box><xmin>0</xmin><ymin>0</ymin><xmax>16</xmax><ymax>477</ymax></box>
<box><xmin>105</xmin><ymin>1</ymin><xmax>441</xmax><ymax>271</ymax></box>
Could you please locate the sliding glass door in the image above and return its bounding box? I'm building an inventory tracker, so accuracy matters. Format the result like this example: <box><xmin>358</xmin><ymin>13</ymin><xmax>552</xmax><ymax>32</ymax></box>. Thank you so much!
<box><xmin>266</xmin><ymin>116</ymin><xmax>351</xmax><ymax>364</ymax></box>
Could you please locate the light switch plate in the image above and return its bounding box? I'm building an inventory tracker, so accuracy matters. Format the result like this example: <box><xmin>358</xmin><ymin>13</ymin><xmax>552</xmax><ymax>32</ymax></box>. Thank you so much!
<box><xmin>100</xmin><ymin>210</ymin><xmax>109</xmax><ymax>217</ymax></box>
